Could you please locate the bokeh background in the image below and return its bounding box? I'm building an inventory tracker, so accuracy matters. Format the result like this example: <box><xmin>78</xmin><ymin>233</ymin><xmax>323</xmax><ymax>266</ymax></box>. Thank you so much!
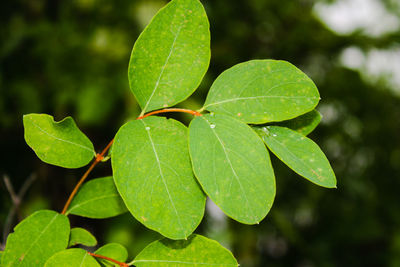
<box><xmin>1</xmin><ymin>0</ymin><xmax>400</xmax><ymax>266</ymax></box>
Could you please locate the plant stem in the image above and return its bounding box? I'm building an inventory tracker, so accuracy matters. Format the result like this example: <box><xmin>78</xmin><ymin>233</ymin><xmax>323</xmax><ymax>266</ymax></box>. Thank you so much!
<box><xmin>61</xmin><ymin>107</ymin><xmax>200</xmax><ymax>215</ymax></box>
<box><xmin>61</xmin><ymin>139</ymin><xmax>114</xmax><ymax>215</ymax></box>
<box><xmin>136</xmin><ymin>108</ymin><xmax>202</xmax><ymax>120</ymax></box>
<box><xmin>88</xmin><ymin>252</ymin><xmax>129</xmax><ymax>267</ymax></box>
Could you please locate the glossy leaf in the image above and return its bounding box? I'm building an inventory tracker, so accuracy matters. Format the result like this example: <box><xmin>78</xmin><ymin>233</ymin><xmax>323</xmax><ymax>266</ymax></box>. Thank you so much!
<box><xmin>275</xmin><ymin>109</ymin><xmax>322</xmax><ymax>136</ymax></box>
<box><xmin>255</xmin><ymin>125</ymin><xmax>336</xmax><ymax>188</ymax></box>
<box><xmin>129</xmin><ymin>0</ymin><xmax>210</xmax><ymax>114</ymax></box>
<box><xmin>189</xmin><ymin>113</ymin><xmax>275</xmax><ymax>224</ymax></box>
<box><xmin>45</xmin><ymin>248</ymin><xmax>99</xmax><ymax>267</ymax></box>
<box><xmin>94</xmin><ymin>243</ymin><xmax>128</xmax><ymax>266</ymax></box>
<box><xmin>133</xmin><ymin>234</ymin><xmax>238</xmax><ymax>266</ymax></box>
<box><xmin>2</xmin><ymin>210</ymin><xmax>70</xmax><ymax>267</ymax></box>
<box><xmin>68</xmin><ymin>228</ymin><xmax>97</xmax><ymax>247</ymax></box>
<box><xmin>112</xmin><ymin>116</ymin><xmax>206</xmax><ymax>239</ymax></box>
<box><xmin>23</xmin><ymin>114</ymin><xmax>95</xmax><ymax>168</ymax></box>
<box><xmin>66</xmin><ymin>177</ymin><xmax>127</xmax><ymax>219</ymax></box>
<box><xmin>203</xmin><ymin>60</ymin><xmax>320</xmax><ymax>124</ymax></box>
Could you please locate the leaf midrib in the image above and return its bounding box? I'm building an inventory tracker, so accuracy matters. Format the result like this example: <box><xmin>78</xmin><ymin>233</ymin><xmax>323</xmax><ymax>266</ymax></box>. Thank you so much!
<box><xmin>264</xmin><ymin>131</ymin><xmax>324</xmax><ymax>181</ymax></box>
<box><xmin>141</xmin><ymin>20</ymin><xmax>184</xmax><ymax>114</ymax></box>
<box><xmin>30</xmin><ymin>120</ymin><xmax>94</xmax><ymax>153</ymax></box>
<box><xmin>141</xmin><ymin>120</ymin><xmax>185</xmax><ymax>235</ymax></box>
<box><xmin>66</xmin><ymin>194</ymin><xmax>121</xmax><ymax>215</ymax></box>
<box><xmin>204</xmin><ymin>81</ymin><xmax>316</xmax><ymax>108</ymax></box>
<box><xmin>14</xmin><ymin>213</ymin><xmax>59</xmax><ymax>266</ymax></box>
<box><xmin>201</xmin><ymin>117</ymin><xmax>255</xmax><ymax>220</ymax></box>
<box><xmin>79</xmin><ymin>252</ymin><xmax>88</xmax><ymax>267</ymax></box>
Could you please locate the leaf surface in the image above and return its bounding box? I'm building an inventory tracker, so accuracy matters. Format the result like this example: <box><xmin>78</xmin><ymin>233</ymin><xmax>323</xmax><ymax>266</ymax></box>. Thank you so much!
<box><xmin>255</xmin><ymin>125</ymin><xmax>336</xmax><ymax>188</ymax></box>
<box><xmin>129</xmin><ymin>0</ymin><xmax>210</xmax><ymax>114</ymax></box>
<box><xmin>94</xmin><ymin>243</ymin><xmax>128</xmax><ymax>266</ymax></box>
<box><xmin>67</xmin><ymin>177</ymin><xmax>127</xmax><ymax>218</ymax></box>
<box><xmin>189</xmin><ymin>113</ymin><xmax>275</xmax><ymax>224</ymax></box>
<box><xmin>275</xmin><ymin>109</ymin><xmax>322</xmax><ymax>136</ymax></box>
<box><xmin>68</xmin><ymin>228</ymin><xmax>97</xmax><ymax>247</ymax></box>
<box><xmin>112</xmin><ymin>116</ymin><xmax>206</xmax><ymax>239</ymax></box>
<box><xmin>133</xmin><ymin>234</ymin><xmax>238</xmax><ymax>266</ymax></box>
<box><xmin>23</xmin><ymin>114</ymin><xmax>95</xmax><ymax>168</ymax></box>
<box><xmin>1</xmin><ymin>210</ymin><xmax>70</xmax><ymax>267</ymax></box>
<box><xmin>45</xmin><ymin>248</ymin><xmax>99</xmax><ymax>267</ymax></box>
<box><xmin>203</xmin><ymin>60</ymin><xmax>320</xmax><ymax>124</ymax></box>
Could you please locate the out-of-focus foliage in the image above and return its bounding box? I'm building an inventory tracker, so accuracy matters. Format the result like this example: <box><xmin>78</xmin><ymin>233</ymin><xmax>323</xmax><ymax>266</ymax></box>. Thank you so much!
<box><xmin>1</xmin><ymin>0</ymin><xmax>400</xmax><ymax>266</ymax></box>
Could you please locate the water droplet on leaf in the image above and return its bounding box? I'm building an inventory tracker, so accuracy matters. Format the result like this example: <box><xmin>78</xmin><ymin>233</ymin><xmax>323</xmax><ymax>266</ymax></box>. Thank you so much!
<box><xmin>210</xmin><ymin>124</ymin><xmax>216</xmax><ymax>129</ymax></box>
<box><xmin>145</xmin><ymin>126</ymin><xmax>150</xmax><ymax>130</ymax></box>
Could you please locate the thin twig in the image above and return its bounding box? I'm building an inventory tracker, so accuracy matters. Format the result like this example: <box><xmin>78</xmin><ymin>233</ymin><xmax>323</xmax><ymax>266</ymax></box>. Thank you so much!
<box><xmin>61</xmin><ymin>108</ymin><xmax>202</xmax><ymax>215</ymax></box>
<box><xmin>3</xmin><ymin>175</ymin><xmax>18</xmax><ymax>205</ymax></box>
<box><xmin>61</xmin><ymin>139</ymin><xmax>114</xmax><ymax>215</ymax></box>
<box><xmin>18</xmin><ymin>174</ymin><xmax>37</xmax><ymax>203</ymax></box>
<box><xmin>2</xmin><ymin>174</ymin><xmax>37</xmax><ymax>248</ymax></box>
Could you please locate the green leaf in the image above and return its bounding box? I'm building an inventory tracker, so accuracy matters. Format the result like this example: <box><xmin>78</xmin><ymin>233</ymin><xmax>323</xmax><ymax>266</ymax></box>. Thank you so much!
<box><xmin>66</xmin><ymin>177</ymin><xmax>127</xmax><ymax>219</ymax></box>
<box><xmin>23</xmin><ymin>114</ymin><xmax>95</xmax><ymax>168</ymax></box>
<box><xmin>255</xmin><ymin>125</ymin><xmax>336</xmax><ymax>188</ymax></box>
<box><xmin>133</xmin><ymin>234</ymin><xmax>238</xmax><ymax>266</ymax></box>
<box><xmin>203</xmin><ymin>60</ymin><xmax>320</xmax><ymax>124</ymax></box>
<box><xmin>68</xmin><ymin>228</ymin><xmax>97</xmax><ymax>247</ymax></box>
<box><xmin>129</xmin><ymin>0</ymin><xmax>210</xmax><ymax>115</ymax></box>
<box><xmin>189</xmin><ymin>113</ymin><xmax>275</xmax><ymax>224</ymax></box>
<box><xmin>94</xmin><ymin>243</ymin><xmax>128</xmax><ymax>267</ymax></box>
<box><xmin>1</xmin><ymin>210</ymin><xmax>70</xmax><ymax>267</ymax></box>
<box><xmin>275</xmin><ymin>109</ymin><xmax>322</xmax><ymax>136</ymax></box>
<box><xmin>112</xmin><ymin>116</ymin><xmax>206</xmax><ymax>239</ymax></box>
<box><xmin>45</xmin><ymin>248</ymin><xmax>99</xmax><ymax>267</ymax></box>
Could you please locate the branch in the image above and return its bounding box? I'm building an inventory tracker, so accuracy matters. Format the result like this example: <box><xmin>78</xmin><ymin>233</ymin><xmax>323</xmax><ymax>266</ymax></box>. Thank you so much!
<box><xmin>61</xmin><ymin>107</ymin><xmax>201</xmax><ymax>215</ymax></box>
<box><xmin>2</xmin><ymin>174</ymin><xmax>37</xmax><ymax>248</ymax></box>
<box><xmin>61</xmin><ymin>139</ymin><xmax>114</xmax><ymax>215</ymax></box>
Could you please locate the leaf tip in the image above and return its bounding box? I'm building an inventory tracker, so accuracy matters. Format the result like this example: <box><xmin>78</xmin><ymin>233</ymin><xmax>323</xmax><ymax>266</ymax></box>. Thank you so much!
<box><xmin>325</xmin><ymin>182</ymin><xmax>337</xmax><ymax>189</ymax></box>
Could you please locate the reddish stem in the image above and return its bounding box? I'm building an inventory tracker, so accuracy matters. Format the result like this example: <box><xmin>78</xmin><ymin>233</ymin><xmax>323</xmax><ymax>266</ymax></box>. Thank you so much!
<box><xmin>61</xmin><ymin>108</ymin><xmax>201</xmax><ymax>215</ymax></box>
<box><xmin>61</xmin><ymin>139</ymin><xmax>114</xmax><ymax>215</ymax></box>
<box><xmin>136</xmin><ymin>108</ymin><xmax>202</xmax><ymax>120</ymax></box>
<box><xmin>88</xmin><ymin>252</ymin><xmax>129</xmax><ymax>267</ymax></box>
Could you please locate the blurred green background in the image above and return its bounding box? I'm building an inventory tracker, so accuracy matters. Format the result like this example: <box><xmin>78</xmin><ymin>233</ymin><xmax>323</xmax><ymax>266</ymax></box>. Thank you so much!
<box><xmin>1</xmin><ymin>0</ymin><xmax>400</xmax><ymax>266</ymax></box>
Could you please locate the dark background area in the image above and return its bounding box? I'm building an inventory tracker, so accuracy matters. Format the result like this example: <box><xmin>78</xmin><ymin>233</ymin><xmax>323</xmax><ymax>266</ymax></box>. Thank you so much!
<box><xmin>1</xmin><ymin>0</ymin><xmax>400</xmax><ymax>266</ymax></box>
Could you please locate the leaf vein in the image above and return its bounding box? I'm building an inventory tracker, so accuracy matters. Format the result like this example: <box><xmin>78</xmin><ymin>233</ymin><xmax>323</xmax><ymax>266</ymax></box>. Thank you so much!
<box><xmin>67</xmin><ymin>194</ymin><xmax>120</xmax><ymax>214</ymax></box>
<box><xmin>202</xmin><ymin>117</ymin><xmax>255</xmax><ymax>218</ymax></box>
<box><xmin>15</xmin><ymin>214</ymin><xmax>59</xmax><ymax>266</ymax></box>
<box><xmin>141</xmin><ymin>120</ymin><xmax>185</xmax><ymax>235</ymax></box>
<box><xmin>141</xmin><ymin>24</ymin><xmax>183</xmax><ymax>113</ymax></box>
<box><xmin>205</xmin><ymin>81</ymin><xmax>315</xmax><ymax>107</ymax></box>
<box><xmin>266</xmin><ymin>135</ymin><xmax>324</xmax><ymax>181</ymax></box>
<box><xmin>30</xmin><ymin>121</ymin><xmax>94</xmax><ymax>153</ymax></box>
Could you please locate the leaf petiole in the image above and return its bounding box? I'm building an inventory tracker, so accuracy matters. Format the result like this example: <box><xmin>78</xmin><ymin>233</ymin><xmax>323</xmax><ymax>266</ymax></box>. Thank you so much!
<box><xmin>61</xmin><ymin>139</ymin><xmax>114</xmax><ymax>215</ymax></box>
<box><xmin>88</xmin><ymin>252</ymin><xmax>129</xmax><ymax>267</ymax></box>
<box><xmin>136</xmin><ymin>108</ymin><xmax>202</xmax><ymax>120</ymax></box>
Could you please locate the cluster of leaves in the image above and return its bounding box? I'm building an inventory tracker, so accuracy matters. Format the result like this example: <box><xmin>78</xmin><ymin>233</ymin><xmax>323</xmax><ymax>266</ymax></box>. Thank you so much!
<box><xmin>1</xmin><ymin>0</ymin><xmax>336</xmax><ymax>266</ymax></box>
